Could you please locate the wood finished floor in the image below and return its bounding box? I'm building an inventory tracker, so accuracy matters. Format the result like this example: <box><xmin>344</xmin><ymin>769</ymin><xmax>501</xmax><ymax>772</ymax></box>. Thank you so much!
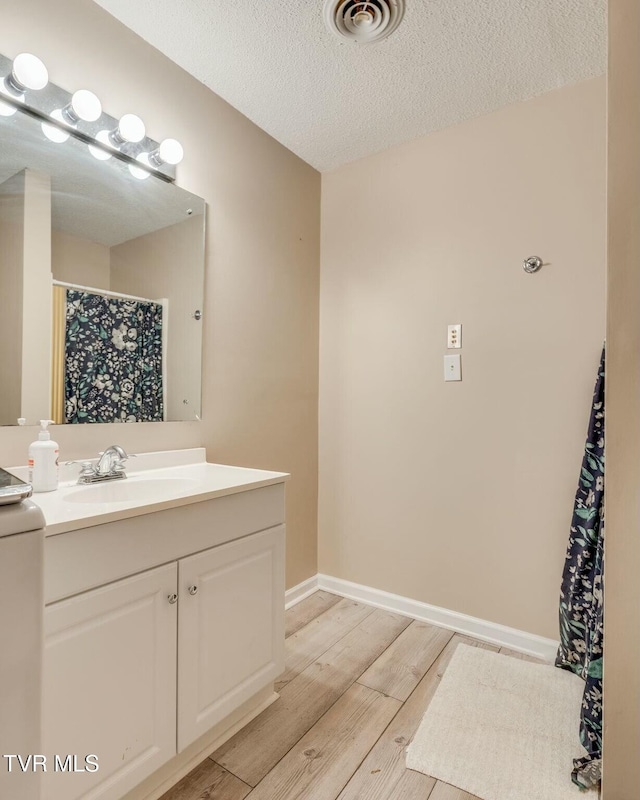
<box><xmin>160</xmin><ymin>591</ymin><xmax>536</xmax><ymax>800</ymax></box>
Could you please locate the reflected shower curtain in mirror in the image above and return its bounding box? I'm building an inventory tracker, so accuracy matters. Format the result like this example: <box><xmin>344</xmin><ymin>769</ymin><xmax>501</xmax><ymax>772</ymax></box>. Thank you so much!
<box><xmin>555</xmin><ymin>345</ymin><xmax>605</xmax><ymax>790</ymax></box>
<box><xmin>64</xmin><ymin>289</ymin><xmax>163</xmax><ymax>423</ymax></box>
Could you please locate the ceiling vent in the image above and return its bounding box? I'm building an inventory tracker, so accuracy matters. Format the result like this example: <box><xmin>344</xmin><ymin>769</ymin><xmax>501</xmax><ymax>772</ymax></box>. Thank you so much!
<box><xmin>323</xmin><ymin>0</ymin><xmax>405</xmax><ymax>44</ymax></box>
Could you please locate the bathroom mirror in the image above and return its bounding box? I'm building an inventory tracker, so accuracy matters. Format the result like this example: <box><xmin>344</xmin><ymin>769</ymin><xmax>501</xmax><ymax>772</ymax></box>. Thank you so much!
<box><xmin>0</xmin><ymin>99</ymin><xmax>205</xmax><ymax>426</ymax></box>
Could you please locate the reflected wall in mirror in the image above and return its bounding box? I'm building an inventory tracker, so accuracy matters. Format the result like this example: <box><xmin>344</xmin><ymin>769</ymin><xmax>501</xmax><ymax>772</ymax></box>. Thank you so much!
<box><xmin>0</xmin><ymin>84</ymin><xmax>205</xmax><ymax>425</ymax></box>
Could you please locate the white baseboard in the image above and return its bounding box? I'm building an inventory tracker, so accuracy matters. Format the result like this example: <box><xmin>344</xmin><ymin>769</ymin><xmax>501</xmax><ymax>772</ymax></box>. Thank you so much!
<box><xmin>285</xmin><ymin>575</ymin><xmax>319</xmax><ymax>609</ymax></box>
<box><xmin>314</xmin><ymin>574</ymin><xmax>559</xmax><ymax>663</ymax></box>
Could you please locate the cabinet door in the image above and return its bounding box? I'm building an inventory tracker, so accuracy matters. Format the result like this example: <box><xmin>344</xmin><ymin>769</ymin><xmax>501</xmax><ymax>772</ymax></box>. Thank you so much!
<box><xmin>177</xmin><ymin>526</ymin><xmax>285</xmax><ymax>751</ymax></box>
<box><xmin>43</xmin><ymin>563</ymin><xmax>177</xmax><ymax>800</ymax></box>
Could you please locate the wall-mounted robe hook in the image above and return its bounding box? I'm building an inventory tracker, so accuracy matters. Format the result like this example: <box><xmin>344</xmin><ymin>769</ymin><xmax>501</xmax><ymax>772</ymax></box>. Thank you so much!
<box><xmin>523</xmin><ymin>256</ymin><xmax>543</xmax><ymax>274</ymax></box>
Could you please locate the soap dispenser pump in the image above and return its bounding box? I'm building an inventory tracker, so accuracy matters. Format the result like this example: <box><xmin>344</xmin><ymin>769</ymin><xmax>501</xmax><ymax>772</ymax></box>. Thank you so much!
<box><xmin>28</xmin><ymin>420</ymin><xmax>59</xmax><ymax>492</ymax></box>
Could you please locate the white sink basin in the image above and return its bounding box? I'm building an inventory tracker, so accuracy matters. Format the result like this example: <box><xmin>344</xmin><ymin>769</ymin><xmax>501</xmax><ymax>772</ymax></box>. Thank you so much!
<box><xmin>64</xmin><ymin>477</ymin><xmax>199</xmax><ymax>505</ymax></box>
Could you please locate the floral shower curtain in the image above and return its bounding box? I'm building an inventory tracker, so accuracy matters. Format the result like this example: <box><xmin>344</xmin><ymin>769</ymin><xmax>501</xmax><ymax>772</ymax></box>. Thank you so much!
<box><xmin>555</xmin><ymin>346</ymin><xmax>605</xmax><ymax>790</ymax></box>
<box><xmin>64</xmin><ymin>289</ymin><xmax>164</xmax><ymax>423</ymax></box>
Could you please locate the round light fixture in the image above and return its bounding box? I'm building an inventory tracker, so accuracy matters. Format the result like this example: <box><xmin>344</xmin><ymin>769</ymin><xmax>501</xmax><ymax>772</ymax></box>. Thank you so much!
<box><xmin>88</xmin><ymin>129</ymin><xmax>113</xmax><ymax>161</ymax></box>
<box><xmin>62</xmin><ymin>89</ymin><xmax>102</xmax><ymax>124</ymax></box>
<box><xmin>110</xmin><ymin>113</ymin><xmax>146</xmax><ymax>145</ymax></box>
<box><xmin>41</xmin><ymin>109</ymin><xmax>70</xmax><ymax>143</ymax></box>
<box><xmin>148</xmin><ymin>137</ymin><xmax>184</xmax><ymax>167</ymax></box>
<box><xmin>0</xmin><ymin>98</ymin><xmax>17</xmax><ymax>117</ymax></box>
<box><xmin>128</xmin><ymin>152</ymin><xmax>151</xmax><ymax>180</ymax></box>
<box><xmin>158</xmin><ymin>138</ymin><xmax>184</xmax><ymax>165</ymax></box>
<box><xmin>7</xmin><ymin>53</ymin><xmax>48</xmax><ymax>93</ymax></box>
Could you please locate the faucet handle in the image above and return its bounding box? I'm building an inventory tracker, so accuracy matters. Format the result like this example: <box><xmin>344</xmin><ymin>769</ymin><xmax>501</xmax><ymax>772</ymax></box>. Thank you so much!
<box><xmin>113</xmin><ymin>452</ymin><xmax>136</xmax><ymax>464</ymax></box>
<box><xmin>65</xmin><ymin>460</ymin><xmax>95</xmax><ymax>480</ymax></box>
<box><xmin>112</xmin><ymin>452</ymin><xmax>137</xmax><ymax>473</ymax></box>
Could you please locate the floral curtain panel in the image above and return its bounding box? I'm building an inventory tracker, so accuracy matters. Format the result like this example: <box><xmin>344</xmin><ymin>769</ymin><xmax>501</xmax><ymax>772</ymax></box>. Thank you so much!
<box><xmin>65</xmin><ymin>289</ymin><xmax>164</xmax><ymax>424</ymax></box>
<box><xmin>555</xmin><ymin>346</ymin><xmax>605</xmax><ymax>790</ymax></box>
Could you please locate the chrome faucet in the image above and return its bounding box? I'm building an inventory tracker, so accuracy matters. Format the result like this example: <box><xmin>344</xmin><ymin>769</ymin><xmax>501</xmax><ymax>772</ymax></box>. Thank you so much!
<box><xmin>95</xmin><ymin>445</ymin><xmax>130</xmax><ymax>477</ymax></box>
<box><xmin>68</xmin><ymin>445</ymin><xmax>135</xmax><ymax>484</ymax></box>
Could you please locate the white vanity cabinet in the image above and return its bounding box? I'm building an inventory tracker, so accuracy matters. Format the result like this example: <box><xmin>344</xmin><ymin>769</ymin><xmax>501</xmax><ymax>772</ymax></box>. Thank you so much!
<box><xmin>177</xmin><ymin>527</ymin><xmax>285</xmax><ymax>751</ymax></box>
<box><xmin>41</xmin><ymin>481</ymin><xmax>286</xmax><ymax>800</ymax></box>
<box><xmin>43</xmin><ymin>564</ymin><xmax>178</xmax><ymax>800</ymax></box>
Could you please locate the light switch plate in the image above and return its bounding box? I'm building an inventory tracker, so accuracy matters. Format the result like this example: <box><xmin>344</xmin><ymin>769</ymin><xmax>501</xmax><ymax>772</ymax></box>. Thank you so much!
<box><xmin>447</xmin><ymin>324</ymin><xmax>462</xmax><ymax>349</ymax></box>
<box><xmin>444</xmin><ymin>354</ymin><xmax>462</xmax><ymax>381</ymax></box>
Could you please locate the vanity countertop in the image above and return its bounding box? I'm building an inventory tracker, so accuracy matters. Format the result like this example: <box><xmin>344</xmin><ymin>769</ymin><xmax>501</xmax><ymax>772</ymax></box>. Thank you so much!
<box><xmin>8</xmin><ymin>448</ymin><xmax>289</xmax><ymax>537</ymax></box>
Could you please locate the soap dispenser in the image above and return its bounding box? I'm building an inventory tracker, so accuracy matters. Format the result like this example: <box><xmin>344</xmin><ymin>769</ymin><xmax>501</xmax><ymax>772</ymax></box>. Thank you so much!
<box><xmin>28</xmin><ymin>420</ymin><xmax>59</xmax><ymax>492</ymax></box>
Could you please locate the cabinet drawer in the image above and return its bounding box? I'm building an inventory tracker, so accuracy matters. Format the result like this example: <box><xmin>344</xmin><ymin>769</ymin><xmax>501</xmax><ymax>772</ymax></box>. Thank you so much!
<box><xmin>45</xmin><ymin>484</ymin><xmax>285</xmax><ymax>603</ymax></box>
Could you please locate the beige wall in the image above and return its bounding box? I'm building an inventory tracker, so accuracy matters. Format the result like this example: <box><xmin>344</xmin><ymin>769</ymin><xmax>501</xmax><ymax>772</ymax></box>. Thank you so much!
<box><xmin>603</xmin><ymin>0</ymin><xmax>640</xmax><ymax>795</ymax></box>
<box><xmin>319</xmin><ymin>78</ymin><xmax>606</xmax><ymax>639</ymax></box>
<box><xmin>111</xmin><ymin>216</ymin><xmax>204</xmax><ymax>422</ymax></box>
<box><xmin>0</xmin><ymin>173</ymin><xmax>25</xmax><ymax>426</ymax></box>
<box><xmin>51</xmin><ymin>229</ymin><xmax>111</xmax><ymax>289</ymax></box>
<box><xmin>0</xmin><ymin>0</ymin><xmax>320</xmax><ymax>589</ymax></box>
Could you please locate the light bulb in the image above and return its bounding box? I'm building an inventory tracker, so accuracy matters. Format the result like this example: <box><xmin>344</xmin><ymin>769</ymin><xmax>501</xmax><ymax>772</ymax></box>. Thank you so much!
<box><xmin>149</xmin><ymin>137</ymin><xmax>184</xmax><ymax>167</ymax></box>
<box><xmin>41</xmin><ymin>109</ymin><xmax>70</xmax><ymax>143</ymax></box>
<box><xmin>0</xmin><ymin>98</ymin><xmax>17</xmax><ymax>116</ymax></box>
<box><xmin>159</xmin><ymin>138</ymin><xmax>183</xmax><ymax>165</ymax></box>
<box><xmin>88</xmin><ymin>129</ymin><xmax>113</xmax><ymax>161</ymax></box>
<box><xmin>6</xmin><ymin>53</ymin><xmax>48</xmax><ymax>93</ymax></box>
<box><xmin>110</xmin><ymin>113</ymin><xmax>145</xmax><ymax>146</ymax></box>
<box><xmin>128</xmin><ymin>153</ymin><xmax>151</xmax><ymax>180</ymax></box>
<box><xmin>62</xmin><ymin>89</ymin><xmax>102</xmax><ymax>124</ymax></box>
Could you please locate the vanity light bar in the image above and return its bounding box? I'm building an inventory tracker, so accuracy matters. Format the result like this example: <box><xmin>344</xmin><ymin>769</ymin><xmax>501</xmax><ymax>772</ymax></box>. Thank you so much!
<box><xmin>0</xmin><ymin>51</ymin><xmax>184</xmax><ymax>181</ymax></box>
<box><xmin>0</xmin><ymin>93</ymin><xmax>171</xmax><ymax>181</ymax></box>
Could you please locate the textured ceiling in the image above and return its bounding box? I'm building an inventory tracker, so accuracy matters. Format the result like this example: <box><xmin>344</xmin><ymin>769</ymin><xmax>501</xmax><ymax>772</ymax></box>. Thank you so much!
<box><xmin>92</xmin><ymin>0</ymin><xmax>606</xmax><ymax>171</ymax></box>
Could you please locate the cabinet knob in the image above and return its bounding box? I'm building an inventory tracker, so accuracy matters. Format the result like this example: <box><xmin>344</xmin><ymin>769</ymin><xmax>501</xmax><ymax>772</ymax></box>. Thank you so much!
<box><xmin>168</xmin><ymin>593</ymin><xmax>178</xmax><ymax>605</ymax></box>
<box><xmin>188</xmin><ymin>585</ymin><xmax>198</xmax><ymax>596</ymax></box>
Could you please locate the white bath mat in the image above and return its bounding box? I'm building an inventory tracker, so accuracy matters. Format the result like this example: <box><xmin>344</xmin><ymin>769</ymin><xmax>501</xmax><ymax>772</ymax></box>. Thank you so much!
<box><xmin>406</xmin><ymin>644</ymin><xmax>599</xmax><ymax>800</ymax></box>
